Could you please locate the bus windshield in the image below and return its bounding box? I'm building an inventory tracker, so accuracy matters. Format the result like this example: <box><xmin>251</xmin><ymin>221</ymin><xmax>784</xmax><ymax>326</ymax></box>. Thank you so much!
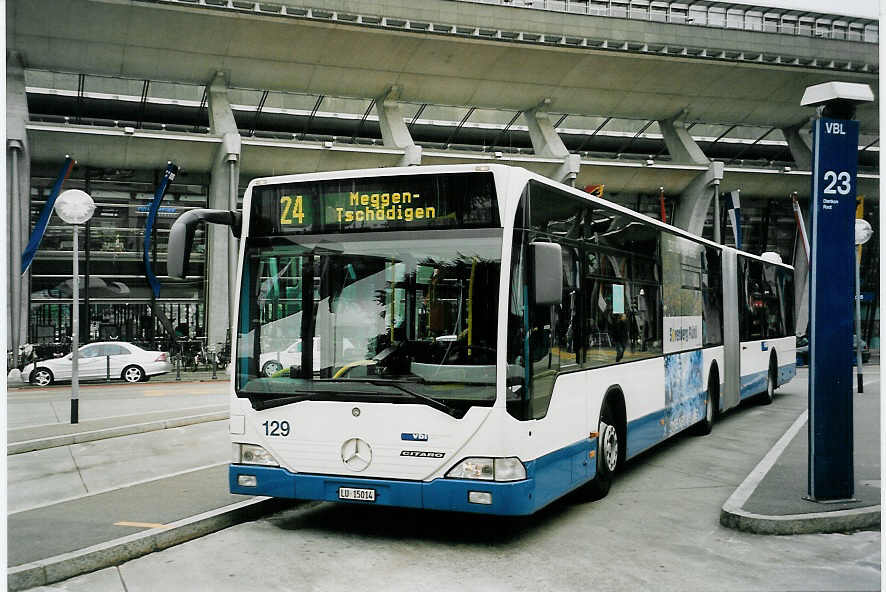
<box><xmin>236</xmin><ymin>229</ymin><xmax>502</xmax><ymax>413</ymax></box>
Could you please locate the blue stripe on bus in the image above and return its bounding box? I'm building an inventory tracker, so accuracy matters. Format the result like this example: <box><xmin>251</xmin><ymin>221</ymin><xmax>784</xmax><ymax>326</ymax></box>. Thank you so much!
<box><xmin>739</xmin><ymin>363</ymin><xmax>796</xmax><ymax>400</ymax></box>
<box><xmin>229</xmin><ymin>438</ymin><xmax>597</xmax><ymax>516</ymax></box>
<box><xmin>778</xmin><ymin>362</ymin><xmax>797</xmax><ymax>385</ymax></box>
<box><xmin>626</xmin><ymin>409</ymin><xmax>666</xmax><ymax>459</ymax></box>
<box><xmin>740</xmin><ymin>370</ymin><xmax>769</xmax><ymax>399</ymax></box>
<box><xmin>625</xmin><ymin>385</ymin><xmax>710</xmax><ymax>459</ymax></box>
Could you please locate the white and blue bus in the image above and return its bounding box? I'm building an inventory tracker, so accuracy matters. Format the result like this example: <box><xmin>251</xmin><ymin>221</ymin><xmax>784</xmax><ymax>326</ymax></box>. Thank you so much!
<box><xmin>168</xmin><ymin>164</ymin><xmax>796</xmax><ymax>515</ymax></box>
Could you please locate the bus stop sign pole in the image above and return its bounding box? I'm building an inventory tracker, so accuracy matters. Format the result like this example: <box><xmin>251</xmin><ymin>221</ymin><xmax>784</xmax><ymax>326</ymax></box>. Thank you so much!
<box><xmin>803</xmin><ymin>82</ymin><xmax>872</xmax><ymax>502</ymax></box>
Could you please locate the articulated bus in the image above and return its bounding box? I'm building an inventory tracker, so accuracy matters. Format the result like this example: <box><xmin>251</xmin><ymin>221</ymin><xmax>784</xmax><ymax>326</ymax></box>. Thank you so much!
<box><xmin>168</xmin><ymin>164</ymin><xmax>796</xmax><ymax>515</ymax></box>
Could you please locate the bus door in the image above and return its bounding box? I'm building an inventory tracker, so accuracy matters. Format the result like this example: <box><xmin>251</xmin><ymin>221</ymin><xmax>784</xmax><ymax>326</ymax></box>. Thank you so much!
<box><xmin>721</xmin><ymin>251</ymin><xmax>741</xmax><ymax>410</ymax></box>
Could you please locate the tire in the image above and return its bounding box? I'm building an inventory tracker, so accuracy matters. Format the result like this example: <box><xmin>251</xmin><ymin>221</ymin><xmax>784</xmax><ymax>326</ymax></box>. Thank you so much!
<box><xmin>586</xmin><ymin>401</ymin><xmax>620</xmax><ymax>500</ymax></box>
<box><xmin>761</xmin><ymin>356</ymin><xmax>777</xmax><ymax>405</ymax></box>
<box><xmin>122</xmin><ymin>365</ymin><xmax>145</xmax><ymax>384</ymax></box>
<box><xmin>262</xmin><ymin>360</ymin><xmax>283</xmax><ymax>377</ymax></box>
<box><xmin>692</xmin><ymin>369</ymin><xmax>718</xmax><ymax>436</ymax></box>
<box><xmin>30</xmin><ymin>367</ymin><xmax>54</xmax><ymax>387</ymax></box>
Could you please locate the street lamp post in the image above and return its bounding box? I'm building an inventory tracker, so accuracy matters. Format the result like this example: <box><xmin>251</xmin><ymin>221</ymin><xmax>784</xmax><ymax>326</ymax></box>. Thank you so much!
<box><xmin>55</xmin><ymin>189</ymin><xmax>96</xmax><ymax>424</ymax></box>
<box><xmin>854</xmin><ymin>218</ymin><xmax>873</xmax><ymax>394</ymax></box>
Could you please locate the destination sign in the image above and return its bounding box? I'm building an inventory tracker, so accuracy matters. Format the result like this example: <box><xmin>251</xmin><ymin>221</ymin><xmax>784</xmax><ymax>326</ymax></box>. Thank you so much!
<box><xmin>250</xmin><ymin>172</ymin><xmax>498</xmax><ymax>235</ymax></box>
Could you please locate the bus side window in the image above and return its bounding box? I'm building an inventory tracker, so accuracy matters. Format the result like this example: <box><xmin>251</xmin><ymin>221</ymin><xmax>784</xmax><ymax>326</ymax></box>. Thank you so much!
<box><xmin>739</xmin><ymin>257</ymin><xmax>766</xmax><ymax>341</ymax></box>
<box><xmin>702</xmin><ymin>248</ymin><xmax>724</xmax><ymax>346</ymax></box>
<box><xmin>762</xmin><ymin>262</ymin><xmax>784</xmax><ymax>338</ymax></box>
<box><xmin>555</xmin><ymin>245</ymin><xmax>581</xmax><ymax>371</ymax></box>
<box><xmin>777</xmin><ymin>268</ymin><xmax>795</xmax><ymax>337</ymax></box>
<box><xmin>582</xmin><ymin>248</ymin><xmax>629</xmax><ymax>367</ymax></box>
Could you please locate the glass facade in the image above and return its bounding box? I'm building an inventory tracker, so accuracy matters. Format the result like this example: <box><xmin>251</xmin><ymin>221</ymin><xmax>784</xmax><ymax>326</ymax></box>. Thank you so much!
<box><xmin>28</xmin><ymin>170</ymin><xmax>209</xmax><ymax>351</ymax></box>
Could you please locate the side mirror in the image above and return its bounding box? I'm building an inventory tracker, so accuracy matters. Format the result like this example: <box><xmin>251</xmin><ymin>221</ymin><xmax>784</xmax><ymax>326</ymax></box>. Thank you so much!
<box><xmin>530</xmin><ymin>242</ymin><xmax>562</xmax><ymax>306</ymax></box>
<box><xmin>168</xmin><ymin>209</ymin><xmax>242</xmax><ymax>278</ymax></box>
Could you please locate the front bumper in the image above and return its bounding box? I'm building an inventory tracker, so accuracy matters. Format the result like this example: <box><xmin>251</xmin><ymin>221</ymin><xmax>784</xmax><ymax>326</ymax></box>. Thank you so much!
<box><xmin>229</xmin><ymin>438</ymin><xmax>596</xmax><ymax>516</ymax></box>
<box><xmin>230</xmin><ymin>464</ymin><xmax>538</xmax><ymax>515</ymax></box>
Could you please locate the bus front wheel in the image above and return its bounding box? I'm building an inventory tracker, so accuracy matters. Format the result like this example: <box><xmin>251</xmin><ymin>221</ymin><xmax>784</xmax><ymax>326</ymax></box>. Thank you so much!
<box><xmin>586</xmin><ymin>402</ymin><xmax>619</xmax><ymax>500</ymax></box>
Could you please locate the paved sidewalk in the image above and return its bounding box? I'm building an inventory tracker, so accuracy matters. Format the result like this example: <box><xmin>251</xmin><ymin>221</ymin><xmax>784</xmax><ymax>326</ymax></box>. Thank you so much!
<box><xmin>6</xmin><ymin>399</ymin><xmax>282</xmax><ymax>592</ymax></box>
<box><xmin>7</xmin><ymin>405</ymin><xmax>228</xmax><ymax>454</ymax></box>
<box><xmin>7</xmin><ymin>369</ymin><xmax>229</xmax><ymax>390</ymax></box>
<box><xmin>721</xmin><ymin>366</ymin><xmax>881</xmax><ymax>534</ymax></box>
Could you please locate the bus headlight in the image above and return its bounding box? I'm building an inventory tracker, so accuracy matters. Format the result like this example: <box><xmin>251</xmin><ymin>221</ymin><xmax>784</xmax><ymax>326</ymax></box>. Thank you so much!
<box><xmin>493</xmin><ymin>457</ymin><xmax>527</xmax><ymax>481</ymax></box>
<box><xmin>237</xmin><ymin>443</ymin><xmax>279</xmax><ymax>466</ymax></box>
<box><xmin>446</xmin><ymin>457</ymin><xmax>526</xmax><ymax>481</ymax></box>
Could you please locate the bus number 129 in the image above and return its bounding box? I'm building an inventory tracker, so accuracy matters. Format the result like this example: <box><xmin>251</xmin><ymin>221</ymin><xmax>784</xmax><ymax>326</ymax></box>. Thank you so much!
<box><xmin>263</xmin><ymin>420</ymin><xmax>291</xmax><ymax>437</ymax></box>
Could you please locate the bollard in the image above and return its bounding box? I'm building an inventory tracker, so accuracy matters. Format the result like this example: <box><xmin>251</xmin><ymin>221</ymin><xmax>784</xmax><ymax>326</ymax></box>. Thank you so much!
<box><xmin>176</xmin><ymin>352</ymin><xmax>181</xmax><ymax>381</ymax></box>
<box><xmin>211</xmin><ymin>355</ymin><xmax>218</xmax><ymax>380</ymax></box>
<box><xmin>106</xmin><ymin>355</ymin><xmax>111</xmax><ymax>382</ymax></box>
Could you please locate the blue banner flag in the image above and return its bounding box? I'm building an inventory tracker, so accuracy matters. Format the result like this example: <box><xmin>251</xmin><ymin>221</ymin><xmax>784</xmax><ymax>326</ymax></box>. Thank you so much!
<box><xmin>726</xmin><ymin>190</ymin><xmax>742</xmax><ymax>250</ymax></box>
<box><xmin>21</xmin><ymin>157</ymin><xmax>75</xmax><ymax>274</ymax></box>
<box><xmin>144</xmin><ymin>163</ymin><xmax>179</xmax><ymax>297</ymax></box>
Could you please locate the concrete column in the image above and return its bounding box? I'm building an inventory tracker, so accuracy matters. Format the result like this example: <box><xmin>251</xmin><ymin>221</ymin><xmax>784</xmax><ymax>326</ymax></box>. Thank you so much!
<box><xmin>781</xmin><ymin>123</ymin><xmax>813</xmax><ymax>170</ymax></box>
<box><xmin>672</xmin><ymin>162</ymin><xmax>725</xmax><ymax>234</ymax></box>
<box><xmin>206</xmin><ymin>72</ymin><xmax>242</xmax><ymax>348</ymax></box>
<box><xmin>659</xmin><ymin>115</ymin><xmax>723</xmax><ymax>235</ymax></box>
<box><xmin>7</xmin><ymin>52</ymin><xmax>31</xmax><ymax>356</ymax></box>
<box><xmin>375</xmin><ymin>97</ymin><xmax>421</xmax><ymax>166</ymax></box>
<box><xmin>659</xmin><ymin>117</ymin><xmax>709</xmax><ymax>165</ymax></box>
<box><xmin>523</xmin><ymin>108</ymin><xmax>580</xmax><ymax>185</ymax></box>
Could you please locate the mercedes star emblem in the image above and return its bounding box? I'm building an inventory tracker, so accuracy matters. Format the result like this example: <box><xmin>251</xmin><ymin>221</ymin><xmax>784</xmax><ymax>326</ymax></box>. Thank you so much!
<box><xmin>341</xmin><ymin>437</ymin><xmax>372</xmax><ymax>472</ymax></box>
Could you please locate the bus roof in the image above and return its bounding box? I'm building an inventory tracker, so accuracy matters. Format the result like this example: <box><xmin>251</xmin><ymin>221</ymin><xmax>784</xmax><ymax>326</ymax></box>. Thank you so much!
<box><xmin>244</xmin><ymin>164</ymin><xmax>793</xmax><ymax>270</ymax></box>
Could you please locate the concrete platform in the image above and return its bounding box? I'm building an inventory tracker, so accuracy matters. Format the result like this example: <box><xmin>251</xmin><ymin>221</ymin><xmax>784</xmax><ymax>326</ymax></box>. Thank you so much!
<box><xmin>721</xmin><ymin>367</ymin><xmax>881</xmax><ymax>535</ymax></box>
<box><xmin>5</xmin><ymin>398</ymin><xmax>284</xmax><ymax>592</ymax></box>
<box><xmin>7</xmin><ymin>406</ymin><xmax>228</xmax><ymax>454</ymax></box>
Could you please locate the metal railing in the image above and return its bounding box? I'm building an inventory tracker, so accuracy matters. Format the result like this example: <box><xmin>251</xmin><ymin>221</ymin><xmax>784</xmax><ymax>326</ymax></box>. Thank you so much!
<box><xmin>144</xmin><ymin>0</ymin><xmax>878</xmax><ymax>44</ymax></box>
<box><xmin>463</xmin><ymin>0</ymin><xmax>878</xmax><ymax>43</ymax></box>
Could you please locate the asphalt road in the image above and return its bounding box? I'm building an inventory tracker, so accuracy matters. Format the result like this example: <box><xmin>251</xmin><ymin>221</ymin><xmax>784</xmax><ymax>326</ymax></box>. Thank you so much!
<box><xmin>20</xmin><ymin>368</ymin><xmax>880</xmax><ymax>592</ymax></box>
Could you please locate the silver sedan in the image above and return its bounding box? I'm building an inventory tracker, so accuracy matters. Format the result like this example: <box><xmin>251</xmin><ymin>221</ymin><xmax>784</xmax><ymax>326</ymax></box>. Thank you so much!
<box><xmin>22</xmin><ymin>342</ymin><xmax>172</xmax><ymax>386</ymax></box>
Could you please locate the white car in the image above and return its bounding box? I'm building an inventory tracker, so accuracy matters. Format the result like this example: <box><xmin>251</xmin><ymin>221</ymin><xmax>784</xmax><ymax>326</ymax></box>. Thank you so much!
<box><xmin>259</xmin><ymin>337</ymin><xmax>356</xmax><ymax>377</ymax></box>
<box><xmin>22</xmin><ymin>342</ymin><xmax>172</xmax><ymax>386</ymax></box>
<box><xmin>259</xmin><ymin>338</ymin><xmax>322</xmax><ymax>377</ymax></box>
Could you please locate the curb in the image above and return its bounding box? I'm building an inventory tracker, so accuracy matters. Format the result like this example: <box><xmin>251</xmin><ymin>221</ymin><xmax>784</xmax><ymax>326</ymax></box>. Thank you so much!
<box><xmin>720</xmin><ymin>409</ymin><xmax>881</xmax><ymax>535</ymax></box>
<box><xmin>6</xmin><ymin>376</ymin><xmax>226</xmax><ymax>391</ymax></box>
<box><xmin>7</xmin><ymin>497</ymin><xmax>303</xmax><ymax>592</ymax></box>
<box><xmin>7</xmin><ymin>411</ymin><xmax>230</xmax><ymax>455</ymax></box>
<box><xmin>720</xmin><ymin>502</ymin><xmax>881</xmax><ymax>535</ymax></box>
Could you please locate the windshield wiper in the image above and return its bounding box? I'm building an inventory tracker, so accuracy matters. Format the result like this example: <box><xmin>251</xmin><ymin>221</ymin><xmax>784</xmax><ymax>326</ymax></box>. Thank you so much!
<box><xmin>316</xmin><ymin>378</ymin><xmax>459</xmax><ymax>417</ymax></box>
<box><xmin>373</xmin><ymin>379</ymin><xmax>460</xmax><ymax>417</ymax></box>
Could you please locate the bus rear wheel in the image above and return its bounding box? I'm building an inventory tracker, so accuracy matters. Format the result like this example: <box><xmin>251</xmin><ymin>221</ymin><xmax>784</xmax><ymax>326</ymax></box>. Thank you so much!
<box><xmin>586</xmin><ymin>402</ymin><xmax>619</xmax><ymax>500</ymax></box>
<box><xmin>761</xmin><ymin>356</ymin><xmax>777</xmax><ymax>405</ymax></box>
